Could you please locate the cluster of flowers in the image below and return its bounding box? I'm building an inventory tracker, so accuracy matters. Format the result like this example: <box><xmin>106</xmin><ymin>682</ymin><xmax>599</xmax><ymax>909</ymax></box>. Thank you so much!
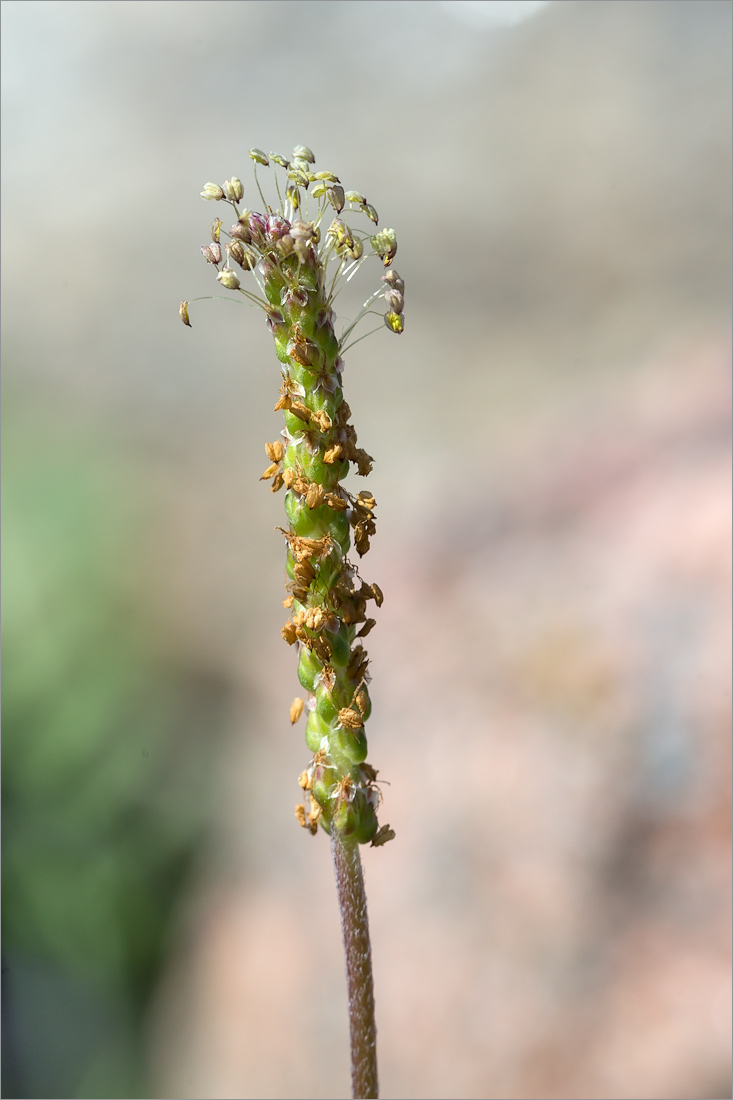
<box><xmin>181</xmin><ymin>147</ymin><xmax>401</xmax><ymax>847</ymax></box>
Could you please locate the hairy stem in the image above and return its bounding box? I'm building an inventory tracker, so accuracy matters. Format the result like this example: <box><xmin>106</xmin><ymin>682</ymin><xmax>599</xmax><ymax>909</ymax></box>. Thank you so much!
<box><xmin>331</xmin><ymin>830</ymin><xmax>378</xmax><ymax>1100</ymax></box>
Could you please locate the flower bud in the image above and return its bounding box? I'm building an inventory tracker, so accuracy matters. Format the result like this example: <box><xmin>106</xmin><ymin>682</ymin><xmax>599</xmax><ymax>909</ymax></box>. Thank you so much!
<box><xmin>217</xmin><ymin>266</ymin><xmax>241</xmax><ymax>290</ymax></box>
<box><xmin>292</xmin><ymin>144</ymin><xmax>315</xmax><ymax>164</ymax></box>
<box><xmin>270</xmin><ymin>153</ymin><xmax>290</xmax><ymax>168</ymax></box>
<box><xmin>345</xmin><ymin>191</ymin><xmax>366</xmax><ymax>205</ymax></box>
<box><xmin>278</xmin><ymin>283</ymin><xmax>303</xmax><ymax>310</ymax></box>
<box><xmin>277</xmin><ymin>234</ymin><xmax>294</xmax><ymax>256</ymax></box>
<box><xmin>201</xmin><ymin>242</ymin><xmax>222</xmax><ymax>265</ymax></box>
<box><xmin>288</xmin><ymin>171</ymin><xmax>310</xmax><ymax>191</ymax></box>
<box><xmin>249</xmin><ymin>148</ymin><xmax>269</xmax><ymax>165</ymax></box>
<box><xmin>384</xmin><ymin>288</ymin><xmax>404</xmax><ymax>312</ymax></box>
<box><xmin>290</xmin><ymin>220</ymin><xmax>314</xmax><ymax>241</ymax></box>
<box><xmin>381</xmin><ymin>270</ymin><xmax>405</xmax><ymax>295</ymax></box>
<box><xmin>327</xmin><ymin>185</ymin><xmax>345</xmax><ymax>213</ymax></box>
<box><xmin>229</xmin><ymin>221</ymin><xmax>251</xmax><ymax>242</ymax></box>
<box><xmin>314</xmin><ymin>171</ymin><xmax>340</xmax><ymax>182</ymax></box>
<box><xmin>290</xmin><ymin>159</ymin><xmax>311</xmax><ymax>179</ymax></box>
<box><xmin>179</xmin><ymin>300</ymin><xmax>192</xmax><ymax>327</ymax></box>
<box><xmin>346</xmin><ymin>237</ymin><xmax>363</xmax><ymax>261</ymax></box>
<box><xmin>246</xmin><ymin>211</ymin><xmax>267</xmax><ymax>245</ymax></box>
<box><xmin>286</xmin><ymin>184</ymin><xmax>301</xmax><ymax>211</ymax></box>
<box><xmin>293</xmin><ymin>237</ymin><xmax>312</xmax><ymax>263</ymax></box>
<box><xmin>227</xmin><ymin>240</ymin><xmax>246</xmax><ymax>266</ymax></box>
<box><xmin>371</xmin><ymin>228</ymin><xmax>397</xmax><ymax>266</ymax></box>
<box><xmin>200</xmin><ymin>182</ymin><xmax>224</xmax><ymax>201</ymax></box>
<box><xmin>266</xmin><ymin>213</ymin><xmax>291</xmax><ymax>242</ymax></box>
<box><xmin>266</xmin><ymin>308</ymin><xmax>285</xmax><ymax>336</ymax></box>
<box><xmin>384</xmin><ymin>311</ymin><xmax>404</xmax><ymax>334</ymax></box>
<box><xmin>311</xmin><ymin>182</ymin><xmax>327</xmax><ymax>199</ymax></box>
<box><xmin>223</xmin><ymin>176</ymin><xmax>244</xmax><ymax>202</ymax></box>
<box><xmin>210</xmin><ymin>218</ymin><xmax>222</xmax><ymax>243</ymax></box>
<box><xmin>362</xmin><ymin>203</ymin><xmax>379</xmax><ymax>225</ymax></box>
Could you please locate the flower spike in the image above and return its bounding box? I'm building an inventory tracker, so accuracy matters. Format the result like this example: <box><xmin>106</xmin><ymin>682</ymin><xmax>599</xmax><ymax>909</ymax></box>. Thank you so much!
<box><xmin>181</xmin><ymin>148</ymin><xmax>404</xmax><ymax>851</ymax></box>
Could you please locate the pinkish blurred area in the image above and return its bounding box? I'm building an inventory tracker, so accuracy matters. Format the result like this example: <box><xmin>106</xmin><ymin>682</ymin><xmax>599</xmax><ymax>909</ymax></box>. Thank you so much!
<box><xmin>149</xmin><ymin>340</ymin><xmax>731</xmax><ymax>1100</ymax></box>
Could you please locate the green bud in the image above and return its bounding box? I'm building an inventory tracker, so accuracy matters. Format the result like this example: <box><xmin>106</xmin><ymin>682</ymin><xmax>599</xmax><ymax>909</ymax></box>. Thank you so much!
<box><xmin>316</xmin><ymin>690</ymin><xmax>340</xmax><ymax>724</ymax></box>
<box><xmin>312</xmin><ymin>765</ymin><xmax>339</xmax><ymax>808</ymax></box>
<box><xmin>332</xmin><ymin>798</ymin><xmax>358</xmax><ymax>838</ymax></box>
<box><xmin>286</xmin><ymin>184</ymin><xmax>301</xmax><ymax>210</ymax></box>
<box><xmin>298</xmin><ymin>646</ymin><xmax>321</xmax><ymax>692</ymax></box>
<box><xmin>210</xmin><ymin>217</ymin><xmax>222</xmax><ymax>242</ymax></box>
<box><xmin>345</xmin><ymin>191</ymin><xmax>366</xmax><ymax>204</ymax></box>
<box><xmin>313</xmin><ymin>171</ymin><xmax>340</xmax><ymax>182</ymax></box>
<box><xmin>200</xmin><ymin>182</ymin><xmax>224</xmax><ymax>201</ymax></box>
<box><xmin>270</xmin><ymin>153</ymin><xmax>290</xmax><ymax>168</ymax></box>
<box><xmin>362</xmin><ymin>203</ymin><xmax>379</xmax><ymax>225</ymax></box>
<box><xmin>353</xmin><ymin>799</ymin><xmax>378</xmax><ymax>845</ymax></box>
<box><xmin>305</xmin><ymin>708</ymin><xmax>331</xmax><ymax>752</ymax></box>
<box><xmin>333</xmin><ymin>726</ymin><xmax>368</xmax><ymax>765</ymax></box>
<box><xmin>179</xmin><ymin>300</ymin><xmax>192</xmax><ymax>327</ymax></box>
<box><xmin>326</xmin><ymin>623</ymin><xmax>351</xmax><ymax>668</ymax></box>
<box><xmin>332</xmin><ymin>788</ymin><xmax>376</xmax><ymax>841</ymax></box>
<box><xmin>311</xmin><ymin>182</ymin><xmax>327</xmax><ymax>199</ymax></box>
<box><xmin>249</xmin><ymin>148</ymin><xmax>269</xmax><ymax>165</ymax></box>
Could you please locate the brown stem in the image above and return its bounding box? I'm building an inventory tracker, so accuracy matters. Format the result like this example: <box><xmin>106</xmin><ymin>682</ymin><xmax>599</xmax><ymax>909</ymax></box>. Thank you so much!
<box><xmin>331</xmin><ymin>830</ymin><xmax>378</xmax><ymax>1099</ymax></box>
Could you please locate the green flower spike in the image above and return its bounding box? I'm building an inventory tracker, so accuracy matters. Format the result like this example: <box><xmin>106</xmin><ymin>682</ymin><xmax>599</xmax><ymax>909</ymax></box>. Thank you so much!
<box><xmin>182</xmin><ymin>148</ymin><xmax>403</xmax><ymax>847</ymax></box>
<box><xmin>182</xmin><ymin>147</ymin><xmax>404</xmax><ymax>1099</ymax></box>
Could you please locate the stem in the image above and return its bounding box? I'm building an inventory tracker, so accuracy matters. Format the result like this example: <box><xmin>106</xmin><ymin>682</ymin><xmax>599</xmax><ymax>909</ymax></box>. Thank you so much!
<box><xmin>331</xmin><ymin>830</ymin><xmax>378</xmax><ymax>1100</ymax></box>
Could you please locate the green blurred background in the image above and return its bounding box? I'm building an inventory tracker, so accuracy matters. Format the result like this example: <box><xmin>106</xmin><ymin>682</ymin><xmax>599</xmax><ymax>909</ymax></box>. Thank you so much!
<box><xmin>2</xmin><ymin>2</ymin><xmax>731</xmax><ymax>1098</ymax></box>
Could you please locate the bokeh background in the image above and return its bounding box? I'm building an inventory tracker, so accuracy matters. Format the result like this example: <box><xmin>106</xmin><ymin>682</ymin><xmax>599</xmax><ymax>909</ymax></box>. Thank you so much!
<box><xmin>2</xmin><ymin>2</ymin><xmax>731</xmax><ymax>1098</ymax></box>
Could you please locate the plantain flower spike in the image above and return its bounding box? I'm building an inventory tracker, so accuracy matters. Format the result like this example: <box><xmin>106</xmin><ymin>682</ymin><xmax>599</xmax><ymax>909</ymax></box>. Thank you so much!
<box><xmin>182</xmin><ymin>145</ymin><xmax>404</xmax><ymax>847</ymax></box>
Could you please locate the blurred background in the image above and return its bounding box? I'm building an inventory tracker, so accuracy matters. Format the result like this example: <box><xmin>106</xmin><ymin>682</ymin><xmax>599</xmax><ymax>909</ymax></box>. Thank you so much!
<box><xmin>2</xmin><ymin>1</ymin><xmax>731</xmax><ymax>1097</ymax></box>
